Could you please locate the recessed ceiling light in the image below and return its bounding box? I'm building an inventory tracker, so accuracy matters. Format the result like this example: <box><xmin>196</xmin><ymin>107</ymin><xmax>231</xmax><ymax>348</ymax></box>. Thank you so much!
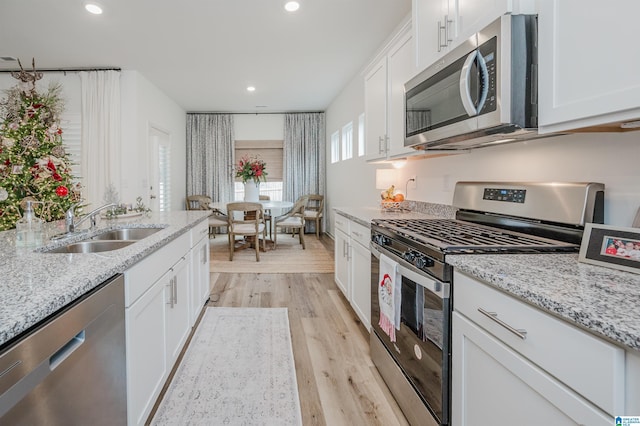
<box><xmin>84</xmin><ymin>1</ymin><xmax>103</xmax><ymax>15</ymax></box>
<box><xmin>246</xmin><ymin>86</ymin><xmax>256</xmax><ymax>92</ymax></box>
<box><xmin>284</xmin><ymin>1</ymin><xmax>300</xmax><ymax>12</ymax></box>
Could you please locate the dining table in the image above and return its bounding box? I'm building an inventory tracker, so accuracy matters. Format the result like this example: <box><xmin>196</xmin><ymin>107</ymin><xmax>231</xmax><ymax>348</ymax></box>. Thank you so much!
<box><xmin>210</xmin><ymin>200</ymin><xmax>294</xmax><ymax>249</ymax></box>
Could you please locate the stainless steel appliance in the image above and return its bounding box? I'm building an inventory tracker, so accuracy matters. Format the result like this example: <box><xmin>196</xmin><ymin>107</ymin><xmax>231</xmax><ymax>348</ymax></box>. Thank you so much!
<box><xmin>0</xmin><ymin>274</ymin><xmax>127</xmax><ymax>424</ymax></box>
<box><xmin>370</xmin><ymin>182</ymin><xmax>604</xmax><ymax>426</ymax></box>
<box><xmin>404</xmin><ymin>15</ymin><xmax>540</xmax><ymax>150</ymax></box>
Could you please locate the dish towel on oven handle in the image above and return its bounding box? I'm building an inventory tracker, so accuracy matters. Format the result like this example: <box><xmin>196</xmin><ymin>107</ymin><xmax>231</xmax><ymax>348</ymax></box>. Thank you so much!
<box><xmin>378</xmin><ymin>253</ymin><xmax>402</xmax><ymax>342</ymax></box>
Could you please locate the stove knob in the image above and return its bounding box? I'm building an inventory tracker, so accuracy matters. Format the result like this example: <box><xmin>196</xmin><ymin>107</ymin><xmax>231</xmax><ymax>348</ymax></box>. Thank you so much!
<box><xmin>373</xmin><ymin>234</ymin><xmax>390</xmax><ymax>246</ymax></box>
<box><xmin>414</xmin><ymin>255</ymin><xmax>433</xmax><ymax>270</ymax></box>
<box><xmin>404</xmin><ymin>251</ymin><xmax>415</xmax><ymax>263</ymax></box>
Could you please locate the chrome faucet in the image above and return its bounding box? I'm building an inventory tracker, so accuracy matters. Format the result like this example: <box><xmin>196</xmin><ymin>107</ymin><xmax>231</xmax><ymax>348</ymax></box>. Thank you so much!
<box><xmin>65</xmin><ymin>202</ymin><xmax>117</xmax><ymax>233</ymax></box>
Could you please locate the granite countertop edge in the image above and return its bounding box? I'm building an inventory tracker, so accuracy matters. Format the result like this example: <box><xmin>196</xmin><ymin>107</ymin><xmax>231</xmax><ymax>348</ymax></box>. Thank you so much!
<box><xmin>0</xmin><ymin>210</ymin><xmax>210</xmax><ymax>349</ymax></box>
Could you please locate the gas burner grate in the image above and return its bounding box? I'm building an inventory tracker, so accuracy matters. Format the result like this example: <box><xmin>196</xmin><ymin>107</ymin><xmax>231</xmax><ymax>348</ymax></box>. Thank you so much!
<box><xmin>374</xmin><ymin>219</ymin><xmax>578</xmax><ymax>254</ymax></box>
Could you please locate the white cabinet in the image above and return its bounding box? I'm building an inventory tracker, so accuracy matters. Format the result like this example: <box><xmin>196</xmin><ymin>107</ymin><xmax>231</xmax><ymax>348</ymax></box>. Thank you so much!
<box><xmin>125</xmin><ymin>275</ymin><xmax>167</xmax><ymax>426</ymax></box>
<box><xmin>538</xmin><ymin>0</ymin><xmax>640</xmax><ymax>133</ymax></box>
<box><xmin>333</xmin><ymin>212</ymin><xmax>372</xmax><ymax>330</ymax></box>
<box><xmin>164</xmin><ymin>255</ymin><xmax>191</xmax><ymax>367</ymax></box>
<box><xmin>124</xmin><ymin>219</ymin><xmax>210</xmax><ymax>426</ymax></box>
<box><xmin>364</xmin><ymin>57</ymin><xmax>390</xmax><ymax>162</ymax></box>
<box><xmin>350</xmin><ymin>232</ymin><xmax>371</xmax><ymax>329</ymax></box>
<box><xmin>452</xmin><ymin>270</ymin><xmax>624</xmax><ymax>425</ymax></box>
<box><xmin>189</xmin><ymin>222</ymin><xmax>210</xmax><ymax>325</ymax></box>
<box><xmin>364</xmin><ymin>21</ymin><xmax>417</xmax><ymax>162</ymax></box>
<box><xmin>334</xmin><ymin>216</ymin><xmax>350</xmax><ymax>297</ymax></box>
<box><xmin>413</xmin><ymin>0</ymin><xmax>534</xmax><ymax>71</ymax></box>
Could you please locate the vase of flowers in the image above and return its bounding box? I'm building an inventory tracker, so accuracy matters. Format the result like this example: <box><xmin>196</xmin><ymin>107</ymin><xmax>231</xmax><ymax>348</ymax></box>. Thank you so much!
<box><xmin>235</xmin><ymin>155</ymin><xmax>267</xmax><ymax>202</ymax></box>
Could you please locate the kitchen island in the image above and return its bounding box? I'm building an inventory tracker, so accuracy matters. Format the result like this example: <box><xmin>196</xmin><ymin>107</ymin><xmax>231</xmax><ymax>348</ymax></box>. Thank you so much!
<box><xmin>0</xmin><ymin>210</ymin><xmax>210</xmax><ymax>349</ymax></box>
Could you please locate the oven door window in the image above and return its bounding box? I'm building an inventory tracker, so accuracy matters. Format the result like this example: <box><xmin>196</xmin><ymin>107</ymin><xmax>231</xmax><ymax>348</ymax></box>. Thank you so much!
<box><xmin>401</xmin><ymin>277</ymin><xmax>444</xmax><ymax>349</ymax></box>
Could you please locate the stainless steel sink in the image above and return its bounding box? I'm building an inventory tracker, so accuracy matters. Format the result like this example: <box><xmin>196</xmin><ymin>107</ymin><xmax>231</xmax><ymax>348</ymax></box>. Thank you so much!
<box><xmin>45</xmin><ymin>240</ymin><xmax>135</xmax><ymax>254</ymax></box>
<box><xmin>91</xmin><ymin>227</ymin><xmax>164</xmax><ymax>241</ymax></box>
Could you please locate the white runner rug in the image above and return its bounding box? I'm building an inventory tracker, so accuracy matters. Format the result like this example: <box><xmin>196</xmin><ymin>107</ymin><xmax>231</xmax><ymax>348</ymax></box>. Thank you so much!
<box><xmin>151</xmin><ymin>307</ymin><xmax>302</xmax><ymax>425</ymax></box>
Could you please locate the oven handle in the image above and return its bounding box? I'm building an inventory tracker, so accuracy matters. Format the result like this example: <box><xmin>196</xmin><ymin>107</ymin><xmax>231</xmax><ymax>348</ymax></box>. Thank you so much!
<box><xmin>371</xmin><ymin>244</ymin><xmax>449</xmax><ymax>299</ymax></box>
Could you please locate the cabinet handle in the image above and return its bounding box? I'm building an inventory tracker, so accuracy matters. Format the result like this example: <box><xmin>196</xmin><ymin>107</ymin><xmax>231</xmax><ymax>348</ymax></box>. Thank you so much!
<box><xmin>343</xmin><ymin>240</ymin><xmax>348</xmax><ymax>257</ymax></box>
<box><xmin>167</xmin><ymin>278</ymin><xmax>175</xmax><ymax>308</ymax></box>
<box><xmin>445</xmin><ymin>14</ymin><xmax>453</xmax><ymax>45</ymax></box>
<box><xmin>346</xmin><ymin>244</ymin><xmax>352</xmax><ymax>261</ymax></box>
<box><xmin>438</xmin><ymin>19</ymin><xmax>446</xmax><ymax>51</ymax></box>
<box><xmin>173</xmin><ymin>276</ymin><xmax>178</xmax><ymax>304</ymax></box>
<box><xmin>478</xmin><ymin>308</ymin><xmax>527</xmax><ymax>340</ymax></box>
<box><xmin>378</xmin><ymin>136</ymin><xmax>385</xmax><ymax>154</ymax></box>
<box><xmin>352</xmin><ymin>231</ymin><xmax>362</xmax><ymax>238</ymax></box>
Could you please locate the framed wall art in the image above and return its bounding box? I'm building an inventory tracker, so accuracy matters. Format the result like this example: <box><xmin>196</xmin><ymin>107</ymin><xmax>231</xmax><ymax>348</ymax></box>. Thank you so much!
<box><xmin>579</xmin><ymin>223</ymin><xmax>640</xmax><ymax>274</ymax></box>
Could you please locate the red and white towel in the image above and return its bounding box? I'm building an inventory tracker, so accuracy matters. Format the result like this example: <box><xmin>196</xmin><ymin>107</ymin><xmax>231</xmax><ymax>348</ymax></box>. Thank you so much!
<box><xmin>378</xmin><ymin>253</ymin><xmax>402</xmax><ymax>342</ymax></box>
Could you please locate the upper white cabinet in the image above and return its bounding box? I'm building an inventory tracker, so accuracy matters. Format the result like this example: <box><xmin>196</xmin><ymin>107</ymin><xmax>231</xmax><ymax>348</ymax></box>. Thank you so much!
<box><xmin>364</xmin><ymin>20</ymin><xmax>418</xmax><ymax>162</ymax></box>
<box><xmin>413</xmin><ymin>0</ymin><xmax>534</xmax><ymax>71</ymax></box>
<box><xmin>538</xmin><ymin>0</ymin><xmax>640</xmax><ymax>133</ymax></box>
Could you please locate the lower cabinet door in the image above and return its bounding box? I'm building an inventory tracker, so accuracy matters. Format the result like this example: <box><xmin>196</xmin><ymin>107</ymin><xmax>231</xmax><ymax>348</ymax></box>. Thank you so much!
<box><xmin>452</xmin><ymin>312</ymin><xmax>612</xmax><ymax>426</ymax></box>
<box><xmin>126</xmin><ymin>277</ymin><xmax>168</xmax><ymax>426</ymax></box>
<box><xmin>189</xmin><ymin>236</ymin><xmax>210</xmax><ymax>326</ymax></box>
<box><xmin>165</xmin><ymin>256</ymin><xmax>191</xmax><ymax>366</ymax></box>
<box><xmin>334</xmin><ymin>229</ymin><xmax>350</xmax><ymax>298</ymax></box>
<box><xmin>350</xmin><ymin>240</ymin><xmax>371</xmax><ymax>330</ymax></box>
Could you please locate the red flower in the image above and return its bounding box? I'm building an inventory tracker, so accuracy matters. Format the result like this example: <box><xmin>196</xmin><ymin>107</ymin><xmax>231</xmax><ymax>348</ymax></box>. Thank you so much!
<box><xmin>33</xmin><ymin>103</ymin><xmax>43</xmax><ymax>109</ymax></box>
<box><xmin>57</xmin><ymin>128</ymin><xmax>62</xmax><ymax>135</ymax></box>
<box><xmin>47</xmin><ymin>160</ymin><xmax>56</xmax><ymax>171</ymax></box>
<box><xmin>55</xmin><ymin>186</ymin><xmax>68</xmax><ymax>197</ymax></box>
<box><xmin>53</xmin><ymin>172</ymin><xmax>62</xmax><ymax>181</ymax></box>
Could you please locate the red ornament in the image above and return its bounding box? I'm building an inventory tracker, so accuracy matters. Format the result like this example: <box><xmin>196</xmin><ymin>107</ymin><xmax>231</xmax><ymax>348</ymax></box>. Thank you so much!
<box><xmin>55</xmin><ymin>185</ymin><xmax>68</xmax><ymax>197</ymax></box>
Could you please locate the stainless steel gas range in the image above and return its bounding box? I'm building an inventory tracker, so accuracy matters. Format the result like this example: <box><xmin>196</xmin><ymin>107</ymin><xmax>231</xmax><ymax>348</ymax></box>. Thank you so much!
<box><xmin>370</xmin><ymin>181</ymin><xmax>605</xmax><ymax>426</ymax></box>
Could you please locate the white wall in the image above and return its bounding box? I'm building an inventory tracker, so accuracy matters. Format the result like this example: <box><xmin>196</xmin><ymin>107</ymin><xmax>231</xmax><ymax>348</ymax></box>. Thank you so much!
<box><xmin>120</xmin><ymin>71</ymin><xmax>186</xmax><ymax>211</ymax></box>
<box><xmin>325</xmin><ymin>80</ymin><xmax>640</xmax><ymax>235</ymax></box>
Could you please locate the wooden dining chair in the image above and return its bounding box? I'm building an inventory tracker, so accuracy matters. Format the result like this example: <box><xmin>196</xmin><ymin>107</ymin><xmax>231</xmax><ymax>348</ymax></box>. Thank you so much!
<box><xmin>186</xmin><ymin>195</ymin><xmax>227</xmax><ymax>238</ymax></box>
<box><xmin>274</xmin><ymin>197</ymin><xmax>306</xmax><ymax>249</ymax></box>
<box><xmin>303</xmin><ymin>194</ymin><xmax>324</xmax><ymax>238</ymax></box>
<box><xmin>226</xmin><ymin>202</ymin><xmax>266</xmax><ymax>261</ymax></box>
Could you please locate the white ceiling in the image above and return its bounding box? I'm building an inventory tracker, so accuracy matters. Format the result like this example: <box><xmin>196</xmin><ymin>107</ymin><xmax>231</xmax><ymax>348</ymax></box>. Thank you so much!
<box><xmin>0</xmin><ymin>0</ymin><xmax>411</xmax><ymax>113</ymax></box>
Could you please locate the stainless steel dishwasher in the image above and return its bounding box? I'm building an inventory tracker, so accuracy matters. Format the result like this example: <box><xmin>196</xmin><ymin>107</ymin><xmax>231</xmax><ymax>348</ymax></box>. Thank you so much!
<box><xmin>0</xmin><ymin>274</ymin><xmax>127</xmax><ymax>425</ymax></box>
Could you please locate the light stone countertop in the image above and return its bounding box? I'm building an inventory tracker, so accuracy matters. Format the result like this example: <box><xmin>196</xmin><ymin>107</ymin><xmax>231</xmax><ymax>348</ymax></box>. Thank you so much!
<box><xmin>0</xmin><ymin>210</ymin><xmax>210</xmax><ymax>349</ymax></box>
<box><xmin>334</xmin><ymin>203</ymin><xmax>640</xmax><ymax>352</ymax></box>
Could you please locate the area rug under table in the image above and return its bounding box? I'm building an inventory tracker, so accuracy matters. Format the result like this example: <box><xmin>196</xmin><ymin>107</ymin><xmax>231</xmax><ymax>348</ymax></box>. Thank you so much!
<box><xmin>151</xmin><ymin>307</ymin><xmax>302</xmax><ymax>425</ymax></box>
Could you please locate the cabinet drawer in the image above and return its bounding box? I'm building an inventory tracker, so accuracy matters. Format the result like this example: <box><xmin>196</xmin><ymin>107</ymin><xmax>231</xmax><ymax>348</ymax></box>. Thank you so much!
<box><xmin>453</xmin><ymin>270</ymin><xmax>624</xmax><ymax>416</ymax></box>
<box><xmin>190</xmin><ymin>219</ymin><xmax>209</xmax><ymax>245</ymax></box>
<box><xmin>350</xmin><ymin>220</ymin><xmax>370</xmax><ymax>248</ymax></box>
<box><xmin>334</xmin><ymin>214</ymin><xmax>350</xmax><ymax>234</ymax></box>
<box><xmin>125</xmin><ymin>231</ymin><xmax>191</xmax><ymax>307</ymax></box>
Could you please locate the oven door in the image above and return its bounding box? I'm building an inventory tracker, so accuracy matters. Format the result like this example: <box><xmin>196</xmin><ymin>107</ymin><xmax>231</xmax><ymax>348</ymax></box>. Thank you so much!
<box><xmin>370</xmin><ymin>244</ymin><xmax>451</xmax><ymax>425</ymax></box>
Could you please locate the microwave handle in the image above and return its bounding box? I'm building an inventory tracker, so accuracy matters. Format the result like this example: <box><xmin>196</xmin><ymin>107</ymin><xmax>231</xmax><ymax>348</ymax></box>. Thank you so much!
<box><xmin>459</xmin><ymin>50</ymin><xmax>479</xmax><ymax>117</ymax></box>
<box><xmin>476</xmin><ymin>52</ymin><xmax>489</xmax><ymax>113</ymax></box>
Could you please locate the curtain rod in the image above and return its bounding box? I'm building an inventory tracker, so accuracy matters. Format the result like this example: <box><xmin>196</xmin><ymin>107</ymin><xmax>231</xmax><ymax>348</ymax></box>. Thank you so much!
<box><xmin>0</xmin><ymin>67</ymin><xmax>121</xmax><ymax>74</ymax></box>
<box><xmin>187</xmin><ymin>111</ymin><xmax>324</xmax><ymax>115</ymax></box>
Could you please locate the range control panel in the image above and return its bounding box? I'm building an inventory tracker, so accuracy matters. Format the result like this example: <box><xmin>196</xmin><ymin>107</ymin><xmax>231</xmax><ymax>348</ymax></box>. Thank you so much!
<box><xmin>483</xmin><ymin>188</ymin><xmax>526</xmax><ymax>203</ymax></box>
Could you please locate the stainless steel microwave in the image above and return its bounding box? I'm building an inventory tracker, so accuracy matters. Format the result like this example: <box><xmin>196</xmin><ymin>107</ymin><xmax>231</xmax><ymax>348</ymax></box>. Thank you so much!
<box><xmin>404</xmin><ymin>14</ymin><xmax>539</xmax><ymax>150</ymax></box>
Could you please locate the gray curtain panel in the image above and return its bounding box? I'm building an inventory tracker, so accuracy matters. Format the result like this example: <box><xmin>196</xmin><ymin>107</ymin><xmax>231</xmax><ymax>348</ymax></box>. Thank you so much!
<box><xmin>186</xmin><ymin>114</ymin><xmax>235</xmax><ymax>203</ymax></box>
<box><xmin>283</xmin><ymin>112</ymin><xmax>326</xmax><ymax>225</ymax></box>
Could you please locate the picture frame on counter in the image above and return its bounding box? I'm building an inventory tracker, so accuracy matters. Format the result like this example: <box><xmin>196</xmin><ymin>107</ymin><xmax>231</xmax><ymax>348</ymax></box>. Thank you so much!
<box><xmin>579</xmin><ymin>223</ymin><xmax>640</xmax><ymax>274</ymax></box>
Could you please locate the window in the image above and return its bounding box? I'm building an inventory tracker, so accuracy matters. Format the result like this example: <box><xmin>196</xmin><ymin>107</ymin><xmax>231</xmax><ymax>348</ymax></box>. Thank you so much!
<box><xmin>158</xmin><ymin>143</ymin><xmax>171</xmax><ymax>212</ymax></box>
<box><xmin>358</xmin><ymin>113</ymin><xmax>365</xmax><ymax>157</ymax></box>
<box><xmin>234</xmin><ymin>140</ymin><xmax>283</xmax><ymax>200</ymax></box>
<box><xmin>330</xmin><ymin>131</ymin><xmax>340</xmax><ymax>163</ymax></box>
<box><xmin>341</xmin><ymin>122</ymin><xmax>353</xmax><ymax>160</ymax></box>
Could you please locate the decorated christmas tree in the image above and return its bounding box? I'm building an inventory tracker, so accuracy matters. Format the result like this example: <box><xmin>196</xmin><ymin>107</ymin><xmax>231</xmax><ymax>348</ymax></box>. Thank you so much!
<box><xmin>0</xmin><ymin>61</ymin><xmax>81</xmax><ymax>231</ymax></box>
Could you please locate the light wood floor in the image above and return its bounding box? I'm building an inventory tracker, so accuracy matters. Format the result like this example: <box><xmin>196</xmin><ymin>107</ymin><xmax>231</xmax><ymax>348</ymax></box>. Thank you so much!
<box><xmin>207</xmin><ymin>235</ymin><xmax>409</xmax><ymax>426</ymax></box>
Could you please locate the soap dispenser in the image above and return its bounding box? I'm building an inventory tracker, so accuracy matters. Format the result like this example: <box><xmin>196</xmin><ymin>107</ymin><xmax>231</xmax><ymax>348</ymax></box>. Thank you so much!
<box><xmin>15</xmin><ymin>201</ymin><xmax>44</xmax><ymax>248</ymax></box>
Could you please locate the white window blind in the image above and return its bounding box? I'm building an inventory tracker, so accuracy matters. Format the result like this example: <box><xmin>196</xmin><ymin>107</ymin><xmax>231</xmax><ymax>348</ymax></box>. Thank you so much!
<box><xmin>342</xmin><ymin>122</ymin><xmax>353</xmax><ymax>160</ymax></box>
<box><xmin>60</xmin><ymin>113</ymin><xmax>82</xmax><ymax>184</ymax></box>
<box><xmin>235</xmin><ymin>140</ymin><xmax>283</xmax><ymax>181</ymax></box>
<box><xmin>331</xmin><ymin>131</ymin><xmax>340</xmax><ymax>163</ymax></box>
<box><xmin>158</xmin><ymin>143</ymin><xmax>171</xmax><ymax>212</ymax></box>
